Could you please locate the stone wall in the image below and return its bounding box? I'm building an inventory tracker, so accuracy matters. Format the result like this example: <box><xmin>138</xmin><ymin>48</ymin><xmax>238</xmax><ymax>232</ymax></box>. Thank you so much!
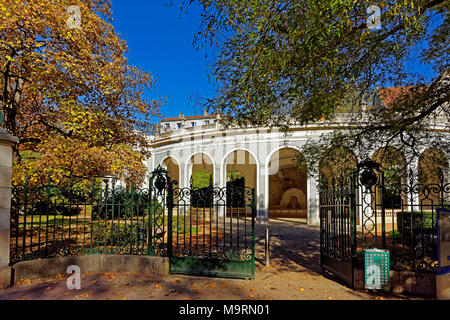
<box><xmin>0</xmin><ymin>131</ymin><xmax>18</xmax><ymax>289</ymax></box>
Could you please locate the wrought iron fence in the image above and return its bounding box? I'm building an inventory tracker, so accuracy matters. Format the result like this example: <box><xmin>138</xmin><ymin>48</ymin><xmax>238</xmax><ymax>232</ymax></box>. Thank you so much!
<box><xmin>320</xmin><ymin>164</ymin><xmax>450</xmax><ymax>274</ymax></box>
<box><xmin>169</xmin><ymin>184</ymin><xmax>256</xmax><ymax>278</ymax></box>
<box><xmin>171</xmin><ymin>186</ymin><xmax>255</xmax><ymax>261</ymax></box>
<box><xmin>357</xmin><ymin>165</ymin><xmax>450</xmax><ymax>273</ymax></box>
<box><xmin>10</xmin><ymin>173</ymin><xmax>168</xmax><ymax>264</ymax></box>
<box><xmin>10</xmin><ymin>167</ymin><xmax>256</xmax><ymax>279</ymax></box>
<box><xmin>319</xmin><ymin>176</ymin><xmax>356</xmax><ymax>267</ymax></box>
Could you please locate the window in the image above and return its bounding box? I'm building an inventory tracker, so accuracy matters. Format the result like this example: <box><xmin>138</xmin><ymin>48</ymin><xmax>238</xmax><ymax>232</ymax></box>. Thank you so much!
<box><xmin>205</xmin><ymin>120</ymin><xmax>210</xmax><ymax>125</ymax></box>
<box><xmin>165</xmin><ymin>123</ymin><xmax>170</xmax><ymax>129</ymax></box>
<box><xmin>177</xmin><ymin>123</ymin><xmax>182</xmax><ymax>129</ymax></box>
<box><xmin>191</xmin><ymin>122</ymin><xmax>197</xmax><ymax>127</ymax></box>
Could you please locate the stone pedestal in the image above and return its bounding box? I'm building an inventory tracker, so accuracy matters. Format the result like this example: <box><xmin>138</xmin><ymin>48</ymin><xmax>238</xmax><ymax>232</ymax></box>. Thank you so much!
<box><xmin>0</xmin><ymin>131</ymin><xmax>18</xmax><ymax>289</ymax></box>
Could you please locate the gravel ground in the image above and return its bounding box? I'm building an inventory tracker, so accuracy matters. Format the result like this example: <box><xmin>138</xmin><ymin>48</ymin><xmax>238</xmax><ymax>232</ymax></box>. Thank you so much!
<box><xmin>0</xmin><ymin>219</ymin><xmax>429</xmax><ymax>300</ymax></box>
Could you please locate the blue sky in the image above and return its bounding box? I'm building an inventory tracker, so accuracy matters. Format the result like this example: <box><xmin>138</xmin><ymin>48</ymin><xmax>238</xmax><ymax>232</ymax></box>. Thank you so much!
<box><xmin>110</xmin><ymin>0</ymin><xmax>216</xmax><ymax>121</ymax></box>
<box><xmin>109</xmin><ymin>1</ymin><xmax>441</xmax><ymax>123</ymax></box>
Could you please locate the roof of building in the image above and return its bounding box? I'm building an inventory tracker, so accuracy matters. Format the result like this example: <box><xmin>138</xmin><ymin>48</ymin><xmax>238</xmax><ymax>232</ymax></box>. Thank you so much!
<box><xmin>161</xmin><ymin>114</ymin><xmax>216</xmax><ymax>122</ymax></box>
<box><xmin>378</xmin><ymin>86</ymin><xmax>422</xmax><ymax>108</ymax></box>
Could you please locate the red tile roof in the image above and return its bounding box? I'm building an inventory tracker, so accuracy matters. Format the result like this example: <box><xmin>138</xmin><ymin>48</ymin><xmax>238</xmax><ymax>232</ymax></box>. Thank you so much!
<box><xmin>378</xmin><ymin>86</ymin><xmax>425</xmax><ymax>108</ymax></box>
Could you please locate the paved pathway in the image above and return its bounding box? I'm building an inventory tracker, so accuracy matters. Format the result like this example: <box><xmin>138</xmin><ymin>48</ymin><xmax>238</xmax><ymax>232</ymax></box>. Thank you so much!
<box><xmin>0</xmin><ymin>219</ymin><xmax>428</xmax><ymax>300</ymax></box>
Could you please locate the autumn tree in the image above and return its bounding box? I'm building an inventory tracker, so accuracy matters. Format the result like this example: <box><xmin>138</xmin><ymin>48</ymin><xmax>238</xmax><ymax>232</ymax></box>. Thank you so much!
<box><xmin>182</xmin><ymin>0</ymin><xmax>449</xmax><ymax>171</ymax></box>
<box><xmin>0</xmin><ymin>0</ymin><xmax>162</xmax><ymax>185</ymax></box>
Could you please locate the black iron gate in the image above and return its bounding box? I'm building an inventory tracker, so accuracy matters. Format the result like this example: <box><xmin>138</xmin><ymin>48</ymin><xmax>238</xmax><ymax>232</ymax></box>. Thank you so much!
<box><xmin>320</xmin><ymin>159</ymin><xmax>448</xmax><ymax>286</ymax></box>
<box><xmin>149</xmin><ymin>166</ymin><xmax>256</xmax><ymax>279</ymax></box>
<box><xmin>319</xmin><ymin>174</ymin><xmax>357</xmax><ymax>287</ymax></box>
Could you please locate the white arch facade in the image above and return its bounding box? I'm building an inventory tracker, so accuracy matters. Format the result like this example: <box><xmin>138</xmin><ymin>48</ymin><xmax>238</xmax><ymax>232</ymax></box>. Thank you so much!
<box><xmin>184</xmin><ymin>151</ymin><xmax>215</xmax><ymax>189</ymax></box>
<box><xmin>160</xmin><ymin>155</ymin><xmax>182</xmax><ymax>186</ymax></box>
<box><xmin>221</xmin><ymin>148</ymin><xmax>260</xmax><ymax>200</ymax></box>
<box><xmin>147</xmin><ymin>120</ymin><xmax>450</xmax><ymax>225</ymax></box>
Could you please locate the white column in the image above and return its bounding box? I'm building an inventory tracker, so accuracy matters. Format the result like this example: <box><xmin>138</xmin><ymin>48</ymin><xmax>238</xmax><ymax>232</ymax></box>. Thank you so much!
<box><xmin>307</xmin><ymin>162</ymin><xmax>320</xmax><ymax>226</ymax></box>
<box><xmin>214</xmin><ymin>165</ymin><xmax>221</xmax><ymax>188</ymax></box>
<box><xmin>258</xmin><ymin>163</ymin><xmax>268</xmax><ymax>223</ymax></box>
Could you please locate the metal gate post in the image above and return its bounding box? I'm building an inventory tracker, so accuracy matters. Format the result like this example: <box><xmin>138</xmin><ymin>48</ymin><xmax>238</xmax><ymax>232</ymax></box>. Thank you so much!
<box><xmin>381</xmin><ymin>171</ymin><xmax>386</xmax><ymax>249</ymax></box>
<box><xmin>350</xmin><ymin>171</ymin><xmax>358</xmax><ymax>288</ymax></box>
<box><xmin>147</xmin><ymin>175</ymin><xmax>154</xmax><ymax>256</ymax></box>
<box><xmin>251</xmin><ymin>188</ymin><xmax>256</xmax><ymax>278</ymax></box>
<box><xmin>167</xmin><ymin>176</ymin><xmax>174</xmax><ymax>258</ymax></box>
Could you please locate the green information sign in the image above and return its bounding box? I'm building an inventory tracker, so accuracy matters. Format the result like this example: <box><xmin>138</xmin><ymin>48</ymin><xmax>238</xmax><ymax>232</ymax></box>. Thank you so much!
<box><xmin>364</xmin><ymin>249</ymin><xmax>390</xmax><ymax>291</ymax></box>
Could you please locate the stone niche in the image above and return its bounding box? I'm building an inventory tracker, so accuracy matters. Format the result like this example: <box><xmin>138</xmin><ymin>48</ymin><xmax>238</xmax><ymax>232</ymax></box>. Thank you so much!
<box><xmin>279</xmin><ymin>188</ymin><xmax>306</xmax><ymax>209</ymax></box>
<box><xmin>269</xmin><ymin>167</ymin><xmax>307</xmax><ymax>218</ymax></box>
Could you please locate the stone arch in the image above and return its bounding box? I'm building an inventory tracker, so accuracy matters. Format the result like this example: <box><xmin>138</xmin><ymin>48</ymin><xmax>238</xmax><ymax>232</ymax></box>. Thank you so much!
<box><xmin>319</xmin><ymin>146</ymin><xmax>358</xmax><ymax>184</ymax></box>
<box><xmin>267</xmin><ymin>147</ymin><xmax>307</xmax><ymax>218</ymax></box>
<box><xmin>418</xmin><ymin>148</ymin><xmax>449</xmax><ymax>185</ymax></box>
<box><xmin>372</xmin><ymin>146</ymin><xmax>407</xmax><ymax>209</ymax></box>
<box><xmin>223</xmin><ymin>149</ymin><xmax>257</xmax><ymax>191</ymax></box>
<box><xmin>161</xmin><ymin>156</ymin><xmax>180</xmax><ymax>185</ymax></box>
<box><xmin>371</xmin><ymin>146</ymin><xmax>407</xmax><ymax>182</ymax></box>
<box><xmin>418</xmin><ymin>148</ymin><xmax>449</xmax><ymax>208</ymax></box>
<box><xmin>161</xmin><ymin>156</ymin><xmax>180</xmax><ymax>204</ymax></box>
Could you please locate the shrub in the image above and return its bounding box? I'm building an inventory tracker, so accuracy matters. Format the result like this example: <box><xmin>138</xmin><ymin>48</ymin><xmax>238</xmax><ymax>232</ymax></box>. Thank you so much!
<box><xmin>395</xmin><ymin>211</ymin><xmax>436</xmax><ymax>248</ymax></box>
<box><xmin>92</xmin><ymin>222</ymin><xmax>147</xmax><ymax>246</ymax></box>
<box><xmin>172</xmin><ymin>215</ymin><xmax>199</xmax><ymax>234</ymax></box>
<box><xmin>31</xmin><ymin>202</ymin><xmax>82</xmax><ymax>216</ymax></box>
<box><xmin>396</xmin><ymin>211</ymin><xmax>435</xmax><ymax>230</ymax></box>
<box><xmin>92</xmin><ymin>190</ymin><xmax>155</xmax><ymax>220</ymax></box>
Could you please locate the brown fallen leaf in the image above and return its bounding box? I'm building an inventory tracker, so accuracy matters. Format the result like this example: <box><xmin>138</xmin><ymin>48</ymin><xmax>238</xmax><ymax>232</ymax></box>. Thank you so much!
<box><xmin>249</xmin><ymin>294</ymin><xmax>255</xmax><ymax>298</ymax></box>
<box><xmin>250</xmin><ymin>288</ymin><xmax>257</xmax><ymax>292</ymax></box>
<box><xmin>76</xmin><ymin>292</ymin><xmax>90</xmax><ymax>298</ymax></box>
<box><xmin>104</xmin><ymin>272</ymin><xmax>116</xmax><ymax>280</ymax></box>
<box><xmin>16</xmin><ymin>278</ymin><xmax>32</xmax><ymax>286</ymax></box>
